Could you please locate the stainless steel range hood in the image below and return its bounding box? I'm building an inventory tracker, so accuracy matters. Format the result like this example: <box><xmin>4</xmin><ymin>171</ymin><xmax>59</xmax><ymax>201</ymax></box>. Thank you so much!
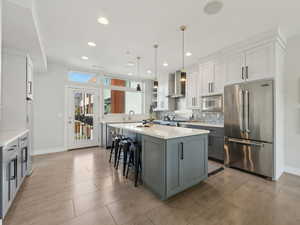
<box><xmin>167</xmin><ymin>70</ymin><xmax>186</xmax><ymax>98</ymax></box>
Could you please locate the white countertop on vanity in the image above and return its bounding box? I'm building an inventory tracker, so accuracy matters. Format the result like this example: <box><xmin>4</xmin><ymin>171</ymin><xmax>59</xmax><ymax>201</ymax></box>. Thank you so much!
<box><xmin>108</xmin><ymin>123</ymin><xmax>210</xmax><ymax>140</ymax></box>
<box><xmin>0</xmin><ymin>129</ymin><xmax>29</xmax><ymax>147</ymax></box>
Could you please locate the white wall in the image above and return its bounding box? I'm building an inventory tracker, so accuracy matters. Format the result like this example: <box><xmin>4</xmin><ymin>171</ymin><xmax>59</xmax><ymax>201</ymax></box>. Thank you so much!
<box><xmin>33</xmin><ymin>63</ymin><xmax>67</xmax><ymax>155</ymax></box>
<box><xmin>0</xmin><ymin>51</ymin><xmax>27</xmax><ymax>131</ymax></box>
<box><xmin>33</xmin><ymin>63</ymin><xmax>152</xmax><ymax>155</ymax></box>
<box><xmin>284</xmin><ymin>34</ymin><xmax>300</xmax><ymax>176</ymax></box>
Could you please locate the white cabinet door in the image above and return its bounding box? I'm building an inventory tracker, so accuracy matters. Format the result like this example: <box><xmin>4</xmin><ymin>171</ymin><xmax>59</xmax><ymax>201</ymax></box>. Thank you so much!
<box><xmin>200</xmin><ymin>62</ymin><xmax>214</xmax><ymax>96</ymax></box>
<box><xmin>157</xmin><ymin>73</ymin><xmax>168</xmax><ymax>110</ymax></box>
<box><xmin>213</xmin><ymin>58</ymin><xmax>225</xmax><ymax>94</ymax></box>
<box><xmin>244</xmin><ymin>43</ymin><xmax>274</xmax><ymax>81</ymax></box>
<box><xmin>26</xmin><ymin>56</ymin><xmax>33</xmax><ymax>100</ymax></box>
<box><xmin>225</xmin><ymin>52</ymin><xmax>244</xmax><ymax>84</ymax></box>
<box><xmin>186</xmin><ymin>72</ymin><xmax>193</xmax><ymax>108</ymax></box>
<box><xmin>193</xmin><ymin>71</ymin><xmax>201</xmax><ymax>108</ymax></box>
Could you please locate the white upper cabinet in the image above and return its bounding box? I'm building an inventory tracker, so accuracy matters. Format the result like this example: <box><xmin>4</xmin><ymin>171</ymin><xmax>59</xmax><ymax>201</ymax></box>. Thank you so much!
<box><xmin>200</xmin><ymin>58</ymin><xmax>225</xmax><ymax>96</ymax></box>
<box><xmin>200</xmin><ymin>62</ymin><xmax>214</xmax><ymax>96</ymax></box>
<box><xmin>225</xmin><ymin>43</ymin><xmax>275</xmax><ymax>85</ymax></box>
<box><xmin>186</xmin><ymin>65</ymin><xmax>201</xmax><ymax>109</ymax></box>
<box><xmin>225</xmin><ymin>52</ymin><xmax>245</xmax><ymax>84</ymax></box>
<box><xmin>26</xmin><ymin>56</ymin><xmax>34</xmax><ymax>100</ymax></box>
<box><xmin>213</xmin><ymin>58</ymin><xmax>226</xmax><ymax>94</ymax></box>
<box><xmin>244</xmin><ymin>43</ymin><xmax>274</xmax><ymax>81</ymax></box>
<box><xmin>156</xmin><ymin>73</ymin><xmax>171</xmax><ymax>111</ymax></box>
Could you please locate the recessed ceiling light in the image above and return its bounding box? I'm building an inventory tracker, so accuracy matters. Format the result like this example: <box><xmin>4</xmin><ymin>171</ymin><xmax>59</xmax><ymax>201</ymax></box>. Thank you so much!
<box><xmin>97</xmin><ymin>17</ymin><xmax>109</xmax><ymax>25</ymax></box>
<box><xmin>163</xmin><ymin>62</ymin><xmax>168</xmax><ymax>67</ymax></box>
<box><xmin>147</xmin><ymin>70</ymin><xmax>152</xmax><ymax>74</ymax></box>
<box><xmin>186</xmin><ymin>52</ymin><xmax>192</xmax><ymax>57</ymax></box>
<box><xmin>127</xmin><ymin>62</ymin><xmax>135</xmax><ymax>67</ymax></box>
<box><xmin>88</xmin><ymin>42</ymin><xmax>96</xmax><ymax>47</ymax></box>
<box><xmin>81</xmin><ymin>56</ymin><xmax>88</xmax><ymax>60</ymax></box>
<box><xmin>204</xmin><ymin>0</ymin><xmax>223</xmax><ymax>15</ymax></box>
<box><xmin>128</xmin><ymin>72</ymin><xmax>133</xmax><ymax>76</ymax></box>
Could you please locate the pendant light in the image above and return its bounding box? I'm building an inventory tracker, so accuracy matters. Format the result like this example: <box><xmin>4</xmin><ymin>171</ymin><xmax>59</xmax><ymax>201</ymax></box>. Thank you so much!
<box><xmin>153</xmin><ymin>44</ymin><xmax>159</xmax><ymax>88</ymax></box>
<box><xmin>136</xmin><ymin>56</ymin><xmax>142</xmax><ymax>91</ymax></box>
<box><xmin>180</xmin><ymin>25</ymin><xmax>187</xmax><ymax>82</ymax></box>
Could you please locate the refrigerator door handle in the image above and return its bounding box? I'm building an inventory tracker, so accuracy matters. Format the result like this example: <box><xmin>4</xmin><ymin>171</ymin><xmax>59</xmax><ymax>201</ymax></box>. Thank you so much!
<box><xmin>245</xmin><ymin>90</ymin><xmax>250</xmax><ymax>133</ymax></box>
<box><xmin>239</xmin><ymin>89</ymin><xmax>245</xmax><ymax>132</ymax></box>
<box><xmin>227</xmin><ymin>138</ymin><xmax>265</xmax><ymax>147</ymax></box>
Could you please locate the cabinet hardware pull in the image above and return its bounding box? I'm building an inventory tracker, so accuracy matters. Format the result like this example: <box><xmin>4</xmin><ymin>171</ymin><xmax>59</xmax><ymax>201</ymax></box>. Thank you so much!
<box><xmin>21</xmin><ymin>137</ymin><xmax>27</xmax><ymax>141</ymax></box>
<box><xmin>180</xmin><ymin>142</ymin><xmax>184</xmax><ymax>160</ymax></box>
<box><xmin>8</xmin><ymin>145</ymin><xmax>17</xmax><ymax>151</ymax></box>
<box><xmin>246</xmin><ymin>66</ymin><xmax>249</xmax><ymax>79</ymax></box>
<box><xmin>242</xmin><ymin>67</ymin><xmax>244</xmax><ymax>80</ymax></box>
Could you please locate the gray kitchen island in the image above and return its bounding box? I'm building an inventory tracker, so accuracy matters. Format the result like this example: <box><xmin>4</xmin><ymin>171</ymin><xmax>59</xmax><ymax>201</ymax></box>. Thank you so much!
<box><xmin>108</xmin><ymin>123</ymin><xmax>209</xmax><ymax>200</ymax></box>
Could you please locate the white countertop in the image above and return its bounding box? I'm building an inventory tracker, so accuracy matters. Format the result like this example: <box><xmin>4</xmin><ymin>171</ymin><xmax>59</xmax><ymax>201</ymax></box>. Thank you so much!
<box><xmin>101</xmin><ymin>120</ymin><xmax>141</xmax><ymax>124</ymax></box>
<box><xmin>108</xmin><ymin>123</ymin><xmax>209</xmax><ymax>139</ymax></box>
<box><xmin>0</xmin><ymin>129</ymin><xmax>29</xmax><ymax>147</ymax></box>
<box><xmin>179</xmin><ymin>122</ymin><xmax>224</xmax><ymax>128</ymax></box>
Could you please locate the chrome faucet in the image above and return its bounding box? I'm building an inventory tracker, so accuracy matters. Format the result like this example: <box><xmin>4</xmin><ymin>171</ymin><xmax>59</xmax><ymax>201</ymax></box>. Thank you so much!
<box><xmin>128</xmin><ymin>110</ymin><xmax>135</xmax><ymax>120</ymax></box>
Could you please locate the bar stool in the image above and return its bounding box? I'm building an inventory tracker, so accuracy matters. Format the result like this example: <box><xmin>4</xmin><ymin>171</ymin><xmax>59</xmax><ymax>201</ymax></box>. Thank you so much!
<box><xmin>115</xmin><ymin>138</ymin><xmax>131</xmax><ymax>176</ymax></box>
<box><xmin>109</xmin><ymin>135</ymin><xmax>121</xmax><ymax>166</ymax></box>
<box><xmin>126</xmin><ymin>140</ymin><xmax>142</xmax><ymax>187</ymax></box>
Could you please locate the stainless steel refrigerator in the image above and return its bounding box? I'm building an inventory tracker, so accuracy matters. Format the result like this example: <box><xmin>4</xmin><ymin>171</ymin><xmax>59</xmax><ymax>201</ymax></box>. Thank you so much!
<box><xmin>224</xmin><ymin>79</ymin><xmax>274</xmax><ymax>178</ymax></box>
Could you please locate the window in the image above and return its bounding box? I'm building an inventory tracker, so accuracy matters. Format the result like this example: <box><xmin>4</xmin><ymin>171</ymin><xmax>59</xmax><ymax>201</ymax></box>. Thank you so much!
<box><xmin>69</xmin><ymin>71</ymin><xmax>97</xmax><ymax>83</ymax></box>
<box><xmin>103</xmin><ymin>89</ymin><xmax>143</xmax><ymax>115</ymax></box>
<box><xmin>102</xmin><ymin>77</ymin><xmax>144</xmax><ymax>115</ymax></box>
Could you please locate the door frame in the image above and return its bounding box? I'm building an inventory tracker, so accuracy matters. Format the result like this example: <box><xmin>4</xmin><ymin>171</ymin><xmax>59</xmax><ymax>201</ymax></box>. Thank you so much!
<box><xmin>64</xmin><ymin>85</ymin><xmax>101</xmax><ymax>150</ymax></box>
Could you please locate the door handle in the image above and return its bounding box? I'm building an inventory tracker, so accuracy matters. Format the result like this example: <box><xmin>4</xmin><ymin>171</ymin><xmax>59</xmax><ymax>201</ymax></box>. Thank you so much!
<box><xmin>180</xmin><ymin>142</ymin><xmax>184</xmax><ymax>160</ymax></box>
<box><xmin>227</xmin><ymin>138</ymin><xmax>265</xmax><ymax>147</ymax></box>
<box><xmin>245</xmin><ymin>66</ymin><xmax>249</xmax><ymax>79</ymax></box>
<box><xmin>239</xmin><ymin>90</ymin><xmax>245</xmax><ymax>132</ymax></box>
<box><xmin>242</xmin><ymin>67</ymin><xmax>244</xmax><ymax>80</ymax></box>
<box><xmin>245</xmin><ymin>90</ymin><xmax>250</xmax><ymax>133</ymax></box>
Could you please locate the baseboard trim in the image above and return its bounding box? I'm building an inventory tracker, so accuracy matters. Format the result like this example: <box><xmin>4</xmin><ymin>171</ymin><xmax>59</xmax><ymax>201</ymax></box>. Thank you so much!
<box><xmin>285</xmin><ymin>166</ymin><xmax>300</xmax><ymax>177</ymax></box>
<box><xmin>33</xmin><ymin>147</ymin><xmax>67</xmax><ymax>156</ymax></box>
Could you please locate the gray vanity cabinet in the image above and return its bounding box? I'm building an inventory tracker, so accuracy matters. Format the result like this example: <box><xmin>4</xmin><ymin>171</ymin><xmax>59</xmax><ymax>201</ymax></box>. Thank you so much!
<box><xmin>142</xmin><ymin>134</ymin><xmax>208</xmax><ymax>200</ymax></box>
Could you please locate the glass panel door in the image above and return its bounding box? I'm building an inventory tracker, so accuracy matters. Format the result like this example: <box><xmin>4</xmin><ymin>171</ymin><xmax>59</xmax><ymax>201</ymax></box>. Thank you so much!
<box><xmin>68</xmin><ymin>88</ymin><xmax>99</xmax><ymax>149</ymax></box>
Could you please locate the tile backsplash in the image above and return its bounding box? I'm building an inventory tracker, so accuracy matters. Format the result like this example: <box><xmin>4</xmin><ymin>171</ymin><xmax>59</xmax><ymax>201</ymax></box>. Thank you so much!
<box><xmin>156</xmin><ymin>109</ymin><xmax>224</xmax><ymax>125</ymax></box>
<box><xmin>192</xmin><ymin>110</ymin><xmax>224</xmax><ymax>125</ymax></box>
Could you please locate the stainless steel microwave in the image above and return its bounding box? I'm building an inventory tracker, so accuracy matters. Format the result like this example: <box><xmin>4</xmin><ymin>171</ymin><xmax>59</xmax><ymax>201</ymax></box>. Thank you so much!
<box><xmin>201</xmin><ymin>95</ymin><xmax>223</xmax><ymax>112</ymax></box>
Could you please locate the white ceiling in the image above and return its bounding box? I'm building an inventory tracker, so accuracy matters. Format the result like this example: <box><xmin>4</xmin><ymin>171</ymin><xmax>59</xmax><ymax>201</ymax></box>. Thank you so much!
<box><xmin>34</xmin><ymin>0</ymin><xmax>300</xmax><ymax>78</ymax></box>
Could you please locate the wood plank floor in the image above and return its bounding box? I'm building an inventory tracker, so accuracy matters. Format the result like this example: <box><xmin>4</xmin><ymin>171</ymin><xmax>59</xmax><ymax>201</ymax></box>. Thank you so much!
<box><xmin>4</xmin><ymin>147</ymin><xmax>300</xmax><ymax>225</ymax></box>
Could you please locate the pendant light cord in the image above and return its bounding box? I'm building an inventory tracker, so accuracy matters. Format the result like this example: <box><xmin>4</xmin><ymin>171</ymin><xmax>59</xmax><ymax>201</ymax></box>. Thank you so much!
<box><xmin>154</xmin><ymin>44</ymin><xmax>158</xmax><ymax>80</ymax></box>
<box><xmin>182</xmin><ymin>28</ymin><xmax>185</xmax><ymax>71</ymax></box>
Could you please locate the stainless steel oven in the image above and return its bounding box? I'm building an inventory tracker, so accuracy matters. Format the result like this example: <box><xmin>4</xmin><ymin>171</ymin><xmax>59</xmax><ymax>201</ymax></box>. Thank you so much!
<box><xmin>201</xmin><ymin>94</ymin><xmax>223</xmax><ymax>112</ymax></box>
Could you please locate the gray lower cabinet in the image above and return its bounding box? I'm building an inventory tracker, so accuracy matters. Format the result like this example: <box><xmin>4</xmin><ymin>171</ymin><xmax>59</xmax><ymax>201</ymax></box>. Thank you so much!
<box><xmin>180</xmin><ymin>124</ymin><xmax>224</xmax><ymax>162</ymax></box>
<box><xmin>142</xmin><ymin>135</ymin><xmax>208</xmax><ymax>200</ymax></box>
<box><xmin>1</xmin><ymin>132</ymin><xmax>29</xmax><ymax>219</ymax></box>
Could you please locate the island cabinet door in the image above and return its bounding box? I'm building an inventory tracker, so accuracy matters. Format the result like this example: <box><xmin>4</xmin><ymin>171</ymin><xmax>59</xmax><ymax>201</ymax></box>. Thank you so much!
<box><xmin>180</xmin><ymin>136</ymin><xmax>208</xmax><ymax>189</ymax></box>
<box><xmin>166</xmin><ymin>139</ymin><xmax>182</xmax><ymax>197</ymax></box>
<box><xmin>142</xmin><ymin>136</ymin><xmax>166</xmax><ymax>199</ymax></box>
<box><xmin>166</xmin><ymin>135</ymin><xmax>208</xmax><ymax>198</ymax></box>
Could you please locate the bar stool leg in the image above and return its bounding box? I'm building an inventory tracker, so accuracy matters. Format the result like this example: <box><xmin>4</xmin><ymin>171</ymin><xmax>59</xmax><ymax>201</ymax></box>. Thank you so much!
<box><xmin>109</xmin><ymin>140</ymin><xmax>115</xmax><ymax>163</ymax></box>
<box><xmin>116</xmin><ymin>145</ymin><xmax>122</xmax><ymax>169</ymax></box>
<box><xmin>126</xmin><ymin>151</ymin><xmax>133</xmax><ymax>178</ymax></box>
<box><xmin>114</xmin><ymin>141</ymin><xmax>120</xmax><ymax>167</ymax></box>
<box><xmin>134</xmin><ymin>146</ymin><xmax>140</xmax><ymax>187</ymax></box>
<box><xmin>123</xmin><ymin>143</ymin><xmax>129</xmax><ymax>176</ymax></box>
